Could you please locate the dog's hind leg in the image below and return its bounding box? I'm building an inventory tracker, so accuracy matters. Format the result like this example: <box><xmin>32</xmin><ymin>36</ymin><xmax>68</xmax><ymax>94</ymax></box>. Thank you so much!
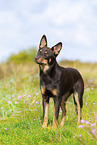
<box><xmin>73</xmin><ymin>95</ymin><xmax>78</xmax><ymax>114</ymax></box>
<box><xmin>60</xmin><ymin>100</ymin><xmax>66</xmax><ymax>126</ymax></box>
<box><xmin>60</xmin><ymin>92</ymin><xmax>70</xmax><ymax>126</ymax></box>
<box><xmin>74</xmin><ymin>91</ymin><xmax>81</xmax><ymax>125</ymax></box>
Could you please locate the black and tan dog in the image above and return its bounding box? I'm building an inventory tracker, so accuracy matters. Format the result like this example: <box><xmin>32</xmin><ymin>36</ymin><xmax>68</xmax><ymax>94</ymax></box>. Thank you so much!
<box><xmin>34</xmin><ymin>35</ymin><xmax>84</xmax><ymax>128</ymax></box>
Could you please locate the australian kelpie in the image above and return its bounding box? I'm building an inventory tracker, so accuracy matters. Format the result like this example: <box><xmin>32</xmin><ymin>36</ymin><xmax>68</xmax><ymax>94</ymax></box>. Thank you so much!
<box><xmin>34</xmin><ymin>35</ymin><xmax>84</xmax><ymax>128</ymax></box>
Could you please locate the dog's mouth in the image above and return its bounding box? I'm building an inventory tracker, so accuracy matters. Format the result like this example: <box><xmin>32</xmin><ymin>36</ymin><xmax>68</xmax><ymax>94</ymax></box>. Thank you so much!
<box><xmin>34</xmin><ymin>56</ymin><xmax>48</xmax><ymax>65</ymax></box>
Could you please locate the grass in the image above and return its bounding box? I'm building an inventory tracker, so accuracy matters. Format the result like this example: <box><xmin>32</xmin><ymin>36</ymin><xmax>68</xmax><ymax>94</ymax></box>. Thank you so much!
<box><xmin>0</xmin><ymin>51</ymin><xmax>97</xmax><ymax>144</ymax></box>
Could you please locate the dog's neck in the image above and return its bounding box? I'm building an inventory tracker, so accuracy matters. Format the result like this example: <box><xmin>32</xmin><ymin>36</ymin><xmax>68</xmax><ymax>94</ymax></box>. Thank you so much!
<box><xmin>39</xmin><ymin>64</ymin><xmax>49</xmax><ymax>73</ymax></box>
<box><xmin>39</xmin><ymin>60</ymin><xmax>58</xmax><ymax>74</ymax></box>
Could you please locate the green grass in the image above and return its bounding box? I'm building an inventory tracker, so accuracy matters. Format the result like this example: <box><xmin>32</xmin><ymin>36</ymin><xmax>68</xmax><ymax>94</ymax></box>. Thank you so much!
<box><xmin>0</xmin><ymin>55</ymin><xmax>97</xmax><ymax>144</ymax></box>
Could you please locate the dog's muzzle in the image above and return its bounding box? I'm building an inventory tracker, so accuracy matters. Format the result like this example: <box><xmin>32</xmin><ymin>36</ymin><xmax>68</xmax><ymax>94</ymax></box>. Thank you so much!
<box><xmin>34</xmin><ymin>55</ymin><xmax>43</xmax><ymax>64</ymax></box>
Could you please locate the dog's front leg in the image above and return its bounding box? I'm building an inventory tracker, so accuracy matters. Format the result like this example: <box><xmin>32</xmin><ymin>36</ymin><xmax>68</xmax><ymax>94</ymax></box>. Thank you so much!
<box><xmin>42</xmin><ymin>96</ymin><xmax>49</xmax><ymax>128</ymax></box>
<box><xmin>53</xmin><ymin>97</ymin><xmax>61</xmax><ymax>128</ymax></box>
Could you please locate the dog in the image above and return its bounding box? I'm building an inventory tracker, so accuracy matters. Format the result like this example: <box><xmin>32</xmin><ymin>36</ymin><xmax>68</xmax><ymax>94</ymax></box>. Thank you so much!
<box><xmin>34</xmin><ymin>35</ymin><xmax>84</xmax><ymax>128</ymax></box>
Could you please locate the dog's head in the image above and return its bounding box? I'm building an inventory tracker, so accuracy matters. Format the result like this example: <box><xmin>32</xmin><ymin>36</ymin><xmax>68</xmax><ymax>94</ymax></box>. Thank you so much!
<box><xmin>34</xmin><ymin>35</ymin><xmax>62</xmax><ymax>71</ymax></box>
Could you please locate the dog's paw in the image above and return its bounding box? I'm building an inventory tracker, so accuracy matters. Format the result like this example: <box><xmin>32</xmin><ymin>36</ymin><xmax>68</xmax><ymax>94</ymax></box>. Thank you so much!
<box><xmin>60</xmin><ymin>121</ymin><xmax>64</xmax><ymax>127</ymax></box>
<box><xmin>42</xmin><ymin>122</ymin><xmax>48</xmax><ymax>128</ymax></box>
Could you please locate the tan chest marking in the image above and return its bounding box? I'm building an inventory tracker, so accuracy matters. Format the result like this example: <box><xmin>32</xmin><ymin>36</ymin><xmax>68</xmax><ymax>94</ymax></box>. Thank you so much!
<box><xmin>50</xmin><ymin>89</ymin><xmax>57</xmax><ymax>96</ymax></box>
<box><xmin>41</xmin><ymin>87</ymin><xmax>57</xmax><ymax>96</ymax></box>
<box><xmin>41</xmin><ymin>86</ymin><xmax>46</xmax><ymax>95</ymax></box>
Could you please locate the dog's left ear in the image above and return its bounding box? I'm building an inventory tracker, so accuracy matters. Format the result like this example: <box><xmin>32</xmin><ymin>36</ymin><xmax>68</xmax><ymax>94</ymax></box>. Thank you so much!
<box><xmin>39</xmin><ymin>35</ymin><xmax>47</xmax><ymax>48</ymax></box>
<box><xmin>51</xmin><ymin>42</ymin><xmax>62</xmax><ymax>57</ymax></box>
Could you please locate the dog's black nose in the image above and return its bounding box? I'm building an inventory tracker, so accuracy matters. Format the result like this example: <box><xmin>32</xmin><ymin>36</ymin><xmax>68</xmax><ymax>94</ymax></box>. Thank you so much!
<box><xmin>34</xmin><ymin>55</ymin><xmax>39</xmax><ymax>63</ymax></box>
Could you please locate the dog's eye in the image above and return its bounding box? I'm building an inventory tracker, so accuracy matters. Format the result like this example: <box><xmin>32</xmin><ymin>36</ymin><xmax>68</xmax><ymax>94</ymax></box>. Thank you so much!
<box><xmin>44</xmin><ymin>51</ymin><xmax>48</xmax><ymax>56</ymax></box>
<box><xmin>39</xmin><ymin>49</ymin><xmax>42</xmax><ymax>53</ymax></box>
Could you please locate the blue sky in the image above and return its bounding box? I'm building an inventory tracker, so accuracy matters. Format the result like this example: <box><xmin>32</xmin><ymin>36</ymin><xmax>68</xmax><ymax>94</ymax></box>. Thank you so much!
<box><xmin>0</xmin><ymin>0</ymin><xmax>97</xmax><ymax>62</ymax></box>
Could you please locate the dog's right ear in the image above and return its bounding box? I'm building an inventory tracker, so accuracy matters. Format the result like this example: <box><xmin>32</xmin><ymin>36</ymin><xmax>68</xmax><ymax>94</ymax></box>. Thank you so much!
<box><xmin>39</xmin><ymin>35</ymin><xmax>47</xmax><ymax>48</ymax></box>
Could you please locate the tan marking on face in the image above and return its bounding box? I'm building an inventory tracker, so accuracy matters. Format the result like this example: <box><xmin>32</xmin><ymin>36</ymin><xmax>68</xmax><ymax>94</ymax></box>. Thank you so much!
<box><xmin>41</xmin><ymin>86</ymin><xmax>46</xmax><ymax>95</ymax></box>
<box><xmin>40</xmin><ymin>59</ymin><xmax>49</xmax><ymax>72</ymax></box>
<box><xmin>38</xmin><ymin>57</ymin><xmax>49</xmax><ymax>72</ymax></box>
<box><xmin>37</xmin><ymin>56</ymin><xmax>48</xmax><ymax>65</ymax></box>
<box><xmin>37</xmin><ymin>56</ymin><xmax>43</xmax><ymax>63</ymax></box>
<box><xmin>42</xmin><ymin>103</ymin><xmax>49</xmax><ymax>128</ymax></box>
<box><xmin>50</xmin><ymin>89</ymin><xmax>57</xmax><ymax>96</ymax></box>
<box><xmin>41</xmin><ymin>59</ymin><xmax>48</xmax><ymax>64</ymax></box>
<box><xmin>74</xmin><ymin>91</ymin><xmax>81</xmax><ymax>125</ymax></box>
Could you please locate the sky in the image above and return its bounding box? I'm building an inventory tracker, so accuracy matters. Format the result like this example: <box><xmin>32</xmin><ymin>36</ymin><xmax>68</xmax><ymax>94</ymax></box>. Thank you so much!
<box><xmin>0</xmin><ymin>0</ymin><xmax>97</xmax><ymax>62</ymax></box>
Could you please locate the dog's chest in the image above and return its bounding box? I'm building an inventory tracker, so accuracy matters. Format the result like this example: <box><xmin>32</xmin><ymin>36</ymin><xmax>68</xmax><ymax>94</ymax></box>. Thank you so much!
<box><xmin>40</xmin><ymin>74</ymin><xmax>58</xmax><ymax>96</ymax></box>
<box><xmin>41</xmin><ymin>72</ymin><xmax>55</xmax><ymax>85</ymax></box>
<box><xmin>41</xmin><ymin>85</ymin><xmax>57</xmax><ymax>96</ymax></box>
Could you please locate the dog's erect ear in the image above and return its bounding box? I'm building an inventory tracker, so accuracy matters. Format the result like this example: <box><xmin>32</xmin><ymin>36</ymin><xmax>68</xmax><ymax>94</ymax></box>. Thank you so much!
<box><xmin>51</xmin><ymin>42</ymin><xmax>62</xmax><ymax>57</ymax></box>
<box><xmin>39</xmin><ymin>35</ymin><xmax>47</xmax><ymax>48</ymax></box>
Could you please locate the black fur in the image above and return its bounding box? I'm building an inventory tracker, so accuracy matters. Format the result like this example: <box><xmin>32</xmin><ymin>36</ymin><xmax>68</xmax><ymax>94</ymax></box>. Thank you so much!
<box><xmin>34</xmin><ymin>35</ymin><xmax>84</xmax><ymax>127</ymax></box>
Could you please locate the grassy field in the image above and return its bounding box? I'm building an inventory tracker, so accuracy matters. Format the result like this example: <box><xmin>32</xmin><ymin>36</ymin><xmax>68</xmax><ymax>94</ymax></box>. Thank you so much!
<box><xmin>0</xmin><ymin>49</ymin><xmax>97</xmax><ymax>144</ymax></box>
